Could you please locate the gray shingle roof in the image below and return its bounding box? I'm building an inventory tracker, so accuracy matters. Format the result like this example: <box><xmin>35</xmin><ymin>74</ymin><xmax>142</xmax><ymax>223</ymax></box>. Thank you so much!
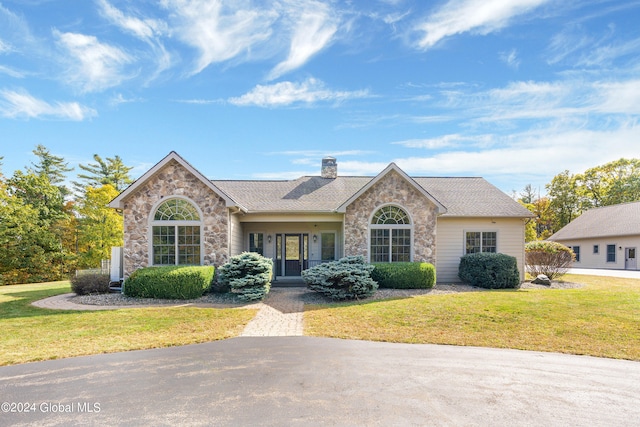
<box><xmin>549</xmin><ymin>201</ymin><xmax>640</xmax><ymax>240</ymax></box>
<box><xmin>213</xmin><ymin>175</ymin><xmax>533</xmax><ymax>218</ymax></box>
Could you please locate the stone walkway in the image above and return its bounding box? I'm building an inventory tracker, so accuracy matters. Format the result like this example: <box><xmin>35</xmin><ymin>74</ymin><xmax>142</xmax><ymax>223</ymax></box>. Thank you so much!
<box><xmin>32</xmin><ymin>288</ymin><xmax>306</xmax><ymax>337</ymax></box>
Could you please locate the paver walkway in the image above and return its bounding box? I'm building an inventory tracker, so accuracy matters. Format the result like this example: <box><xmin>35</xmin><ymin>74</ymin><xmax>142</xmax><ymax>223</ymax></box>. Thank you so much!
<box><xmin>32</xmin><ymin>288</ymin><xmax>306</xmax><ymax>336</ymax></box>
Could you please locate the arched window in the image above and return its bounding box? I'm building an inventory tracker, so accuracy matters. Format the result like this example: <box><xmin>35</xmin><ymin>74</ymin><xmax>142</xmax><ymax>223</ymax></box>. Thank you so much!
<box><xmin>151</xmin><ymin>198</ymin><xmax>202</xmax><ymax>265</ymax></box>
<box><xmin>370</xmin><ymin>205</ymin><xmax>412</xmax><ymax>262</ymax></box>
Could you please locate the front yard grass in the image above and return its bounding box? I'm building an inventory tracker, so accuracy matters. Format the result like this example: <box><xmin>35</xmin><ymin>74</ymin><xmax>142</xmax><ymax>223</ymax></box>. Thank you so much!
<box><xmin>0</xmin><ymin>281</ymin><xmax>257</xmax><ymax>366</ymax></box>
<box><xmin>304</xmin><ymin>274</ymin><xmax>640</xmax><ymax>361</ymax></box>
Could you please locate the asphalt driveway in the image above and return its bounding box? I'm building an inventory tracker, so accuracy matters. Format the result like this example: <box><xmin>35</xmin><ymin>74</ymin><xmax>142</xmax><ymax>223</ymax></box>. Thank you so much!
<box><xmin>1</xmin><ymin>337</ymin><xmax>638</xmax><ymax>426</ymax></box>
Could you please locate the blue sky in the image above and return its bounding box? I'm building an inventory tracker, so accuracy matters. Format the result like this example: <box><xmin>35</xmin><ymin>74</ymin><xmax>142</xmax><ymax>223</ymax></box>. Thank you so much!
<box><xmin>1</xmin><ymin>0</ymin><xmax>639</xmax><ymax>196</ymax></box>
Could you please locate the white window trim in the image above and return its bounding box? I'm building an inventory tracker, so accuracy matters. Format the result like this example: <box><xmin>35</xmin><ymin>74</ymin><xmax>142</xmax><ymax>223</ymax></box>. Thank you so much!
<box><xmin>368</xmin><ymin>204</ymin><xmax>414</xmax><ymax>263</ymax></box>
<box><xmin>463</xmin><ymin>229</ymin><xmax>499</xmax><ymax>255</ymax></box>
<box><xmin>148</xmin><ymin>196</ymin><xmax>204</xmax><ymax>266</ymax></box>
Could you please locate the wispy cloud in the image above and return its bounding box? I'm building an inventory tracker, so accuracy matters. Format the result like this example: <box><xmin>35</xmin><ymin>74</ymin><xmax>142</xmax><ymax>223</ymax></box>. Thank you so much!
<box><xmin>54</xmin><ymin>30</ymin><xmax>133</xmax><ymax>93</ymax></box>
<box><xmin>109</xmin><ymin>93</ymin><xmax>144</xmax><ymax>106</ymax></box>
<box><xmin>97</xmin><ymin>0</ymin><xmax>167</xmax><ymax>41</ymax></box>
<box><xmin>97</xmin><ymin>0</ymin><xmax>173</xmax><ymax>80</ymax></box>
<box><xmin>161</xmin><ymin>0</ymin><xmax>277</xmax><ymax>75</ymax></box>
<box><xmin>267</xmin><ymin>0</ymin><xmax>339</xmax><ymax>80</ymax></box>
<box><xmin>0</xmin><ymin>88</ymin><xmax>96</xmax><ymax>120</ymax></box>
<box><xmin>413</xmin><ymin>0</ymin><xmax>552</xmax><ymax>49</ymax></box>
<box><xmin>500</xmin><ymin>48</ymin><xmax>520</xmax><ymax>69</ymax></box>
<box><xmin>0</xmin><ymin>65</ymin><xmax>25</xmax><ymax>78</ymax></box>
<box><xmin>228</xmin><ymin>77</ymin><xmax>370</xmax><ymax>107</ymax></box>
<box><xmin>392</xmin><ymin>134</ymin><xmax>492</xmax><ymax>149</ymax></box>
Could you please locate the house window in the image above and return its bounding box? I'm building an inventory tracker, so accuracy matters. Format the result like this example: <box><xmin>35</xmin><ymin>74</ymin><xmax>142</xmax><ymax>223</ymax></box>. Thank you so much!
<box><xmin>320</xmin><ymin>232</ymin><xmax>336</xmax><ymax>261</ymax></box>
<box><xmin>593</xmin><ymin>245</ymin><xmax>599</xmax><ymax>254</ymax></box>
<box><xmin>151</xmin><ymin>198</ymin><xmax>202</xmax><ymax>266</ymax></box>
<box><xmin>249</xmin><ymin>233</ymin><xmax>264</xmax><ymax>255</ymax></box>
<box><xmin>607</xmin><ymin>244</ymin><xmax>616</xmax><ymax>263</ymax></box>
<box><xmin>465</xmin><ymin>231</ymin><xmax>497</xmax><ymax>254</ymax></box>
<box><xmin>572</xmin><ymin>246</ymin><xmax>580</xmax><ymax>262</ymax></box>
<box><xmin>370</xmin><ymin>205</ymin><xmax>412</xmax><ymax>262</ymax></box>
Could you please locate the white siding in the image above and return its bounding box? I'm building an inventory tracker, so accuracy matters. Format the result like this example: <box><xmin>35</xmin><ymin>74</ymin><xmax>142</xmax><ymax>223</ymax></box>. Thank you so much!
<box><xmin>552</xmin><ymin>235</ymin><xmax>640</xmax><ymax>270</ymax></box>
<box><xmin>436</xmin><ymin>217</ymin><xmax>527</xmax><ymax>283</ymax></box>
<box><xmin>229</xmin><ymin>212</ymin><xmax>244</xmax><ymax>257</ymax></box>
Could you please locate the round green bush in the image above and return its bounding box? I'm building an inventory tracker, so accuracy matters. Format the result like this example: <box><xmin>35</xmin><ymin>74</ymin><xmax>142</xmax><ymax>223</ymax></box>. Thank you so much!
<box><xmin>71</xmin><ymin>273</ymin><xmax>111</xmax><ymax>295</ymax></box>
<box><xmin>302</xmin><ymin>256</ymin><xmax>378</xmax><ymax>300</ymax></box>
<box><xmin>217</xmin><ymin>252</ymin><xmax>273</xmax><ymax>301</ymax></box>
<box><xmin>458</xmin><ymin>252</ymin><xmax>520</xmax><ymax>289</ymax></box>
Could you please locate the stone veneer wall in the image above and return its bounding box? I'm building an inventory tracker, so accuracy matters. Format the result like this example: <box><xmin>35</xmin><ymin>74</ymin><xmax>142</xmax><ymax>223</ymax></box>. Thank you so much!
<box><xmin>121</xmin><ymin>160</ymin><xmax>229</xmax><ymax>276</ymax></box>
<box><xmin>344</xmin><ymin>170</ymin><xmax>438</xmax><ymax>263</ymax></box>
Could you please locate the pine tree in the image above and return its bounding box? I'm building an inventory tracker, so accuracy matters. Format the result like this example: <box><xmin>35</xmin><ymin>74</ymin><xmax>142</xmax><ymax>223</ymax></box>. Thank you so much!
<box><xmin>73</xmin><ymin>154</ymin><xmax>133</xmax><ymax>194</ymax></box>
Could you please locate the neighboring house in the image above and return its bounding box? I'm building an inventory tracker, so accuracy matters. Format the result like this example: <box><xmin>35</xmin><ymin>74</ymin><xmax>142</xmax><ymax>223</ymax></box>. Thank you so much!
<box><xmin>548</xmin><ymin>201</ymin><xmax>640</xmax><ymax>271</ymax></box>
<box><xmin>109</xmin><ymin>152</ymin><xmax>534</xmax><ymax>283</ymax></box>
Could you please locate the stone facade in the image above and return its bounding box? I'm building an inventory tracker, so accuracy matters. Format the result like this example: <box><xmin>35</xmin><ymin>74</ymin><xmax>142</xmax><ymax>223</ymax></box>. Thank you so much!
<box><xmin>121</xmin><ymin>160</ymin><xmax>229</xmax><ymax>276</ymax></box>
<box><xmin>344</xmin><ymin>170</ymin><xmax>438</xmax><ymax>263</ymax></box>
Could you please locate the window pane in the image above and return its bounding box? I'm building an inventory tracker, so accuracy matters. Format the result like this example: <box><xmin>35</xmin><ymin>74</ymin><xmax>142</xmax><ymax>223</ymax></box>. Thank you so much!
<box><xmin>607</xmin><ymin>245</ymin><xmax>616</xmax><ymax>262</ymax></box>
<box><xmin>321</xmin><ymin>233</ymin><xmax>336</xmax><ymax>261</ymax></box>
<box><xmin>372</xmin><ymin>205</ymin><xmax>410</xmax><ymax>225</ymax></box>
<box><xmin>154</xmin><ymin>199</ymin><xmax>200</xmax><ymax>221</ymax></box>
<box><xmin>153</xmin><ymin>226</ymin><xmax>175</xmax><ymax>265</ymax></box>
<box><xmin>482</xmin><ymin>232</ymin><xmax>497</xmax><ymax>253</ymax></box>
<box><xmin>249</xmin><ymin>233</ymin><xmax>264</xmax><ymax>255</ymax></box>
<box><xmin>177</xmin><ymin>226</ymin><xmax>200</xmax><ymax>265</ymax></box>
<box><xmin>391</xmin><ymin>229</ymin><xmax>411</xmax><ymax>262</ymax></box>
<box><xmin>466</xmin><ymin>232</ymin><xmax>481</xmax><ymax>254</ymax></box>
<box><xmin>572</xmin><ymin>246</ymin><xmax>580</xmax><ymax>262</ymax></box>
<box><xmin>370</xmin><ymin>229</ymin><xmax>389</xmax><ymax>262</ymax></box>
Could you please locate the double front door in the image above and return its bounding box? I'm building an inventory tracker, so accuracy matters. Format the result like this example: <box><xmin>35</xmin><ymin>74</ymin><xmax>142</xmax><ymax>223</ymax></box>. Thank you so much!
<box><xmin>275</xmin><ymin>234</ymin><xmax>309</xmax><ymax>276</ymax></box>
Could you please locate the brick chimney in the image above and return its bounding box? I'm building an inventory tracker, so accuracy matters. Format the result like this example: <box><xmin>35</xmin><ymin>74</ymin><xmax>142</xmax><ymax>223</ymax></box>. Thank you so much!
<box><xmin>321</xmin><ymin>157</ymin><xmax>337</xmax><ymax>179</ymax></box>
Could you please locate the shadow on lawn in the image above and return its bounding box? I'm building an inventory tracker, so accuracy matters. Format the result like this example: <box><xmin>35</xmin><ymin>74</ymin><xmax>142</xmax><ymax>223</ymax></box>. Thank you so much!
<box><xmin>0</xmin><ymin>286</ymin><xmax>76</xmax><ymax>319</ymax></box>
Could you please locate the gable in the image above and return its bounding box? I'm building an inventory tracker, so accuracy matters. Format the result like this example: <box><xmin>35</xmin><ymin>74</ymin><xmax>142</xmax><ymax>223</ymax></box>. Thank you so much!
<box><xmin>109</xmin><ymin>151</ymin><xmax>239</xmax><ymax>210</ymax></box>
<box><xmin>550</xmin><ymin>201</ymin><xmax>640</xmax><ymax>241</ymax></box>
<box><xmin>336</xmin><ymin>163</ymin><xmax>446</xmax><ymax>214</ymax></box>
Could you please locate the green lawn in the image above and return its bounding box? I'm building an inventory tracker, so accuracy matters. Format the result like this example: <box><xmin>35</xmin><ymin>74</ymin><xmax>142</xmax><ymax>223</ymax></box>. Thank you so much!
<box><xmin>0</xmin><ymin>281</ymin><xmax>257</xmax><ymax>366</ymax></box>
<box><xmin>304</xmin><ymin>274</ymin><xmax>640</xmax><ymax>361</ymax></box>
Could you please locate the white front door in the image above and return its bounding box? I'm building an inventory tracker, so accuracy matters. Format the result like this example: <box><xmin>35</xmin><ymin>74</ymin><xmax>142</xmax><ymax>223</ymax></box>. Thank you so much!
<box><xmin>625</xmin><ymin>247</ymin><xmax>637</xmax><ymax>270</ymax></box>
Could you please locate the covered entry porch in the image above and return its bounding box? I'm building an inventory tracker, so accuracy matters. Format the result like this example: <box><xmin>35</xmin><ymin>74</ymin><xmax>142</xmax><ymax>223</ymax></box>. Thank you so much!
<box><xmin>233</xmin><ymin>213</ymin><xmax>343</xmax><ymax>280</ymax></box>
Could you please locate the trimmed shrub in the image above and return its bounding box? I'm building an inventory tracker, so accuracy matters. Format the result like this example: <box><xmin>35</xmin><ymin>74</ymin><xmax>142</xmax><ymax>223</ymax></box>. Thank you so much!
<box><xmin>371</xmin><ymin>262</ymin><xmax>436</xmax><ymax>289</ymax></box>
<box><xmin>458</xmin><ymin>252</ymin><xmax>520</xmax><ymax>289</ymax></box>
<box><xmin>302</xmin><ymin>256</ymin><xmax>378</xmax><ymax>300</ymax></box>
<box><xmin>217</xmin><ymin>252</ymin><xmax>273</xmax><ymax>301</ymax></box>
<box><xmin>525</xmin><ymin>241</ymin><xmax>575</xmax><ymax>280</ymax></box>
<box><xmin>71</xmin><ymin>273</ymin><xmax>111</xmax><ymax>295</ymax></box>
<box><xmin>124</xmin><ymin>266</ymin><xmax>214</xmax><ymax>300</ymax></box>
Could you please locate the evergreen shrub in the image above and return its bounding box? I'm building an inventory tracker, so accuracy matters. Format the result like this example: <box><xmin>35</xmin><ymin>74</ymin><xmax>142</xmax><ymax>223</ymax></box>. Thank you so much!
<box><xmin>123</xmin><ymin>266</ymin><xmax>214</xmax><ymax>299</ymax></box>
<box><xmin>71</xmin><ymin>273</ymin><xmax>111</xmax><ymax>295</ymax></box>
<box><xmin>302</xmin><ymin>256</ymin><xmax>378</xmax><ymax>300</ymax></box>
<box><xmin>525</xmin><ymin>241</ymin><xmax>575</xmax><ymax>280</ymax></box>
<box><xmin>217</xmin><ymin>252</ymin><xmax>273</xmax><ymax>301</ymax></box>
<box><xmin>458</xmin><ymin>252</ymin><xmax>520</xmax><ymax>289</ymax></box>
<box><xmin>371</xmin><ymin>262</ymin><xmax>436</xmax><ymax>289</ymax></box>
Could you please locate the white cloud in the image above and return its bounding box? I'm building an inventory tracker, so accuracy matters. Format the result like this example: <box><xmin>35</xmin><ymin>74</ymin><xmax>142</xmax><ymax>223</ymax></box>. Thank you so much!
<box><xmin>54</xmin><ymin>30</ymin><xmax>133</xmax><ymax>93</ymax></box>
<box><xmin>97</xmin><ymin>0</ymin><xmax>167</xmax><ymax>41</ymax></box>
<box><xmin>414</xmin><ymin>0</ymin><xmax>551</xmax><ymax>49</ymax></box>
<box><xmin>267</xmin><ymin>0</ymin><xmax>339</xmax><ymax>80</ymax></box>
<box><xmin>500</xmin><ymin>48</ymin><xmax>520</xmax><ymax>69</ymax></box>
<box><xmin>0</xmin><ymin>38</ymin><xmax>10</xmax><ymax>53</ymax></box>
<box><xmin>0</xmin><ymin>65</ymin><xmax>24</xmax><ymax>78</ymax></box>
<box><xmin>97</xmin><ymin>0</ymin><xmax>173</xmax><ymax>81</ymax></box>
<box><xmin>0</xmin><ymin>89</ymin><xmax>97</xmax><ymax>120</ymax></box>
<box><xmin>161</xmin><ymin>0</ymin><xmax>277</xmax><ymax>75</ymax></box>
<box><xmin>228</xmin><ymin>77</ymin><xmax>370</xmax><ymax>107</ymax></box>
<box><xmin>392</xmin><ymin>134</ymin><xmax>492</xmax><ymax>149</ymax></box>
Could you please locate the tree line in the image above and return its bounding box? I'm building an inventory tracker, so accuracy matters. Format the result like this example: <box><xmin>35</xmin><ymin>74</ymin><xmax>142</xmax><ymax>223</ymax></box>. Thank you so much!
<box><xmin>518</xmin><ymin>158</ymin><xmax>640</xmax><ymax>241</ymax></box>
<box><xmin>0</xmin><ymin>145</ymin><xmax>133</xmax><ymax>285</ymax></box>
